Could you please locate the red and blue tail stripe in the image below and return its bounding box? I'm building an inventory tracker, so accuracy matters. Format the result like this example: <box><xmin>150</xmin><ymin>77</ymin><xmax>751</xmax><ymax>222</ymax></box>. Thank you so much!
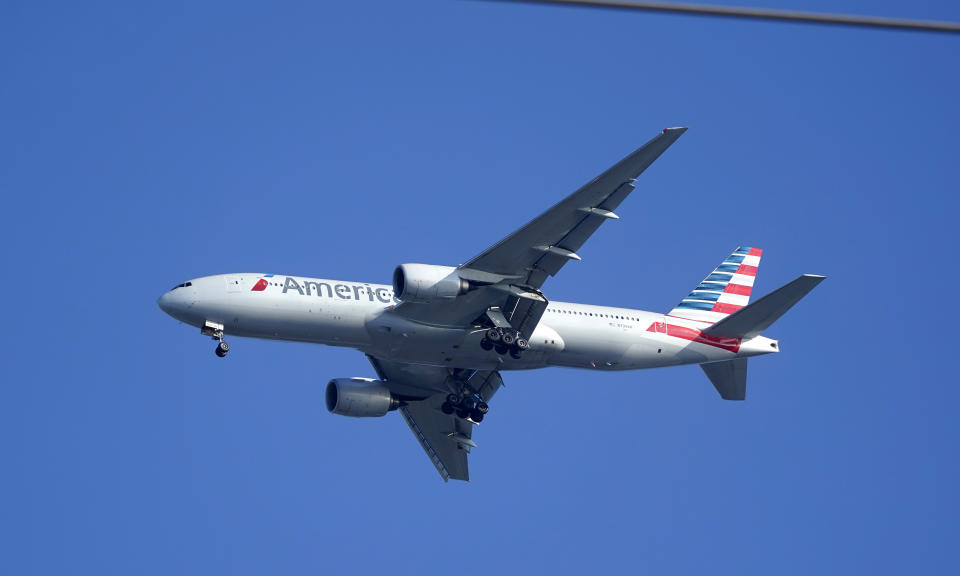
<box><xmin>669</xmin><ymin>246</ymin><xmax>762</xmax><ymax>323</ymax></box>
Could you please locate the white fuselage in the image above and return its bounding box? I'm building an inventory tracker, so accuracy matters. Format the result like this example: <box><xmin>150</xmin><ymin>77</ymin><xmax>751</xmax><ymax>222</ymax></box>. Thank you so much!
<box><xmin>158</xmin><ymin>273</ymin><xmax>778</xmax><ymax>373</ymax></box>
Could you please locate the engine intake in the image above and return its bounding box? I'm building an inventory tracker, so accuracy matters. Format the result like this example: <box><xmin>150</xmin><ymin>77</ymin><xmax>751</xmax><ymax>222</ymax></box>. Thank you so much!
<box><xmin>325</xmin><ymin>378</ymin><xmax>399</xmax><ymax>418</ymax></box>
<box><xmin>392</xmin><ymin>263</ymin><xmax>470</xmax><ymax>303</ymax></box>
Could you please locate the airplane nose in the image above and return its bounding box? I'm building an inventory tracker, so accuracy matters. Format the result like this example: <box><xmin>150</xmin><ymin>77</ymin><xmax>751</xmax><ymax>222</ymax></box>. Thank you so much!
<box><xmin>157</xmin><ymin>291</ymin><xmax>173</xmax><ymax>314</ymax></box>
<box><xmin>157</xmin><ymin>284</ymin><xmax>201</xmax><ymax>323</ymax></box>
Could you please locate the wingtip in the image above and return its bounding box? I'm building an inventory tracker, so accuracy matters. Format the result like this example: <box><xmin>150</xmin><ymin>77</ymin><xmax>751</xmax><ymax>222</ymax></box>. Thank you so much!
<box><xmin>663</xmin><ymin>126</ymin><xmax>689</xmax><ymax>134</ymax></box>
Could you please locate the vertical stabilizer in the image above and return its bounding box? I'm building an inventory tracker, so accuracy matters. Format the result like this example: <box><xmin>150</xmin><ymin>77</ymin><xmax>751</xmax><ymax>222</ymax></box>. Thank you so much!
<box><xmin>668</xmin><ymin>246</ymin><xmax>763</xmax><ymax>324</ymax></box>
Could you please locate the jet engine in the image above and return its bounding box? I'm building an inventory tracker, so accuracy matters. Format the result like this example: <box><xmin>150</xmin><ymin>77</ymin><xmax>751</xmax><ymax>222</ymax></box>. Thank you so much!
<box><xmin>325</xmin><ymin>378</ymin><xmax>399</xmax><ymax>418</ymax></box>
<box><xmin>392</xmin><ymin>263</ymin><xmax>470</xmax><ymax>303</ymax></box>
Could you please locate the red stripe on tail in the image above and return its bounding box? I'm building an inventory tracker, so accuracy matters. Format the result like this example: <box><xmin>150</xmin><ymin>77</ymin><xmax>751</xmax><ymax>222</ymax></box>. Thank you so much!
<box><xmin>712</xmin><ymin>302</ymin><xmax>744</xmax><ymax>314</ymax></box>
<box><xmin>647</xmin><ymin>322</ymin><xmax>741</xmax><ymax>353</ymax></box>
<box><xmin>724</xmin><ymin>283</ymin><xmax>752</xmax><ymax>296</ymax></box>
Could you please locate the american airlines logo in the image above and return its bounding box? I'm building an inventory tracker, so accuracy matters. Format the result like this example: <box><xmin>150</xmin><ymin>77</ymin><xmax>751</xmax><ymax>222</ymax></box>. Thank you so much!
<box><xmin>251</xmin><ymin>274</ymin><xmax>275</xmax><ymax>292</ymax></box>
<box><xmin>253</xmin><ymin>276</ymin><xmax>400</xmax><ymax>304</ymax></box>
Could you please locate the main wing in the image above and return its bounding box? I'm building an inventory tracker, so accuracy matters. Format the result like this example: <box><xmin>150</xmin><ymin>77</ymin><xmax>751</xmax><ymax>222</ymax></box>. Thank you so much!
<box><xmin>395</xmin><ymin>127</ymin><xmax>687</xmax><ymax>328</ymax></box>
<box><xmin>372</xmin><ymin>129</ymin><xmax>685</xmax><ymax>480</ymax></box>
<box><xmin>462</xmin><ymin>126</ymin><xmax>687</xmax><ymax>289</ymax></box>
<box><xmin>368</xmin><ymin>356</ymin><xmax>503</xmax><ymax>482</ymax></box>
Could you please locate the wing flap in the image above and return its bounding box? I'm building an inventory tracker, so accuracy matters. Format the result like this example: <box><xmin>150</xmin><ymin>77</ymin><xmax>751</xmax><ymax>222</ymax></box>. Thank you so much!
<box><xmin>400</xmin><ymin>405</ymin><xmax>453</xmax><ymax>481</ymax></box>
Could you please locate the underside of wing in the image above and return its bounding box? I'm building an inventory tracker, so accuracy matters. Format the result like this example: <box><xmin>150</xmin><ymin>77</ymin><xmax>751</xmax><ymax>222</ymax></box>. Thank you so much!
<box><xmin>368</xmin><ymin>356</ymin><xmax>504</xmax><ymax>482</ymax></box>
<box><xmin>461</xmin><ymin>127</ymin><xmax>687</xmax><ymax>289</ymax></box>
<box><xmin>392</xmin><ymin>127</ymin><xmax>686</xmax><ymax>330</ymax></box>
<box><xmin>400</xmin><ymin>396</ymin><xmax>474</xmax><ymax>482</ymax></box>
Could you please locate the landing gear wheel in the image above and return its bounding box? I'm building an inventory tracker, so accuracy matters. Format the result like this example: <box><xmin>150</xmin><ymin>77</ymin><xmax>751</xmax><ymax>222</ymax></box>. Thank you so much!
<box><xmin>501</xmin><ymin>332</ymin><xmax>515</xmax><ymax>346</ymax></box>
<box><xmin>480</xmin><ymin>338</ymin><xmax>493</xmax><ymax>351</ymax></box>
<box><xmin>441</xmin><ymin>402</ymin><xmax>455</xmax><ymax>415</ymax></box>
<box><xmin>215</xmin><ymin>341</ymin><xmax>230</xmax><ymax>357</ymax></box>
<box><xmin>456</xmin><ymin>408</ymin><xmax>471</xmax><ymax>419</ymax></box>
<box><xmin>516</xmin><ymin>337</ymin><xmax>529</xmax><ymax>351</ymax></box>
<box><xmin>446</xmin><ymin>393</ymin><xmax>461</xmax><ymax>405</ymax></box>
<box><xmin>476</xmin><ymin>402</ymin><xmax>489</xmax><ymax>414</ymax></box>
<box><xmin>486</xmin><ymin>328</ymin><xmax>501</xmax><ymax>342</ymax></box>
<box><xmin>495</xmin><ymin>344</ymin><xmax>509</xmax><ymax>355</ymax></box>
<box><xmin>509</xmin><ymin>348</ymin><xmax>522</xmax><ymax>360</ymax></box>
<box><xmin>470</xmin><ymin>409</ymin><xmax>485</xmax><ymax>423</ymax></box>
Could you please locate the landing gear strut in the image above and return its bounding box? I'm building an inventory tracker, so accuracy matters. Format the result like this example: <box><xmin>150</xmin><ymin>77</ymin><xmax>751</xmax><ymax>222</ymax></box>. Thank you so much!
<box><xmin>202</xmin><ymin>320</ymin><xmax>229</xmax><ymax>358</ymax></box>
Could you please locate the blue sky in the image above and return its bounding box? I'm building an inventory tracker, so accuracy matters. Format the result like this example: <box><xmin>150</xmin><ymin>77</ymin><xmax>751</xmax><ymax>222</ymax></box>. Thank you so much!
<box><xmin>3</xmin><ymin>1</ymin><xmax>959</xmax><ymax>573</ymax></box>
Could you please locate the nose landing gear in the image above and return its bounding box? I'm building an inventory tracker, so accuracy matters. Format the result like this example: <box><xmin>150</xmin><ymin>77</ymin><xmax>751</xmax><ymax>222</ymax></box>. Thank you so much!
<box><xmin>202</xmin><ymin>320</ymin><xmax>230</xmax><ymax>358</ymax></box>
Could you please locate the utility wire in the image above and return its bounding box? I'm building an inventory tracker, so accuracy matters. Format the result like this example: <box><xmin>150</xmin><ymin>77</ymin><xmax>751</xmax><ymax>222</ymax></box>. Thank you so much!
<box><xmin>482</xmin><ymin>0</ymin><xmax>960</xmax><ymax>34</ymax></box>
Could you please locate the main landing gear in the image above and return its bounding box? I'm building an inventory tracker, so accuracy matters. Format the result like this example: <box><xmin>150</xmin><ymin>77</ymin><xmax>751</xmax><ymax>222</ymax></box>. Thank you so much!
<box><xmin>202</xmin><ymin>321</ymin><xmax>230</xmax><ymax>358</ymax></box>
<box><xmin>480</xmin><ymin>327</ymin><xmax>529</xmax><ymax>359</ymax></box>
<box><xmin>441</xmin><ymin>393</ymin><xmax>489</xmax><ymax>423</ymax></box>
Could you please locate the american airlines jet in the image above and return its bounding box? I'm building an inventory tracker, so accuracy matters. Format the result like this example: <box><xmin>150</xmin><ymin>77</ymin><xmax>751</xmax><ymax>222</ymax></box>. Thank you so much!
<box><xmin>158</xmin><ymin>127</ymin><xmax>824</xmax><ymax>481</ymax></box>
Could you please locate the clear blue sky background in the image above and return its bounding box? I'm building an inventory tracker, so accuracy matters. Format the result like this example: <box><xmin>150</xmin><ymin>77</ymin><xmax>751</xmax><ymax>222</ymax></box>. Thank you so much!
<box><xmin>3</xmin><ymin>1</ymin><xmax>958</xmax><ymax>574</ymax></box>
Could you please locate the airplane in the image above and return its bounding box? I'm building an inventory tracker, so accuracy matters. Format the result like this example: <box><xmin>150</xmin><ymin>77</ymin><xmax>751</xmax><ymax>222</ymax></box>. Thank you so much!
<box><xmin>157</xmin><ymin>127</ymin><xmax>824</xmax><ymax>482</ymax></box>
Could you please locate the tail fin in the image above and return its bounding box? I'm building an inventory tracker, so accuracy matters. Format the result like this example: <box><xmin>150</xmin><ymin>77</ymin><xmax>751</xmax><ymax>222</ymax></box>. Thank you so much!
<box><xmin>668</xmin><ymin>246</ymin><xmax>763</xmax><ymax>324</ymax></box>
<box><xmin>700</xmin><ymin>274</ymin><xmax>825</xmax><ymax>401</ymax></box>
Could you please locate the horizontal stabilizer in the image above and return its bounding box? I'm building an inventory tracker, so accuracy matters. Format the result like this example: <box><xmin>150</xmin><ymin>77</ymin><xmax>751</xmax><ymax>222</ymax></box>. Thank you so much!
<box><xmin>701</xmin><ymin>358</ymin><xmax>748</xmax><ymax>400</ymax></box>
<box><xmin>703</xmin><ymin>274</ymin><xmax>825</xmax><ymax>339</ymax></box>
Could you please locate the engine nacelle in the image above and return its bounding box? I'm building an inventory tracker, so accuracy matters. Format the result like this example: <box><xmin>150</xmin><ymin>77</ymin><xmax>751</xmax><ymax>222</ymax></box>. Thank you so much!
<box><xmin>325</xmin><ymin>378</ymin><xmax>399</xmax><ymax>418</ymax></box>
<box><xmin>392</xmin><ymin>263</ymin><xmax>469</xmax><ymax>303</ymax></box>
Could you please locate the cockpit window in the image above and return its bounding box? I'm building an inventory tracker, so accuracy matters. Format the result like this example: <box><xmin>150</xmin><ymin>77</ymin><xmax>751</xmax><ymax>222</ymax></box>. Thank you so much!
<box><xmin>171</xmin><ymin>281</ymin><xmax>193</xmax><ymax>290</ymax></box>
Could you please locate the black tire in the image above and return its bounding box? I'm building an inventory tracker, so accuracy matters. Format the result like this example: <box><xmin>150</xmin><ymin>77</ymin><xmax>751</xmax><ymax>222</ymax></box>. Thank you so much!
<box><xmin>470</xmin><ymin>409</ymin><xmax>484</xmax><ymax>423</ymax></box>
<box><xmin>215</xmin><ymin>348</ymin><xmax>226</xmax><ymax>358</ymax></box>
<box><xmin>476</xmin><ymin>402</ymin><xmax>489</xmax><ymax>414</ymax></box>
<box><xmin>456</xmin><ymin>408</ymin><xmax>471</xmax><ymax>419</ymax></box>
<box><xmin>510</xmin><ymin>348</ymin><xmax>522</xmax><ymax>360</ymax></box>
<box><xmin>446</xmin><ymin>393</ymin><xmax>461</xmax><ymax>405</ymax></box>
<box><xmin>217</xmin><ymin>341</ymin><xmax>230</xmax><ymax>353</ymax></box>
<box><xmin>480</xmin><ymin>338</ymin><xmax>493</xmax><ymax>351</ymax></box>
<box><xmin>516</xmin><ymin>338</ymin><xmax>529</xmax><ymax>350</ymax></box>
<box><xmin>486</xmin><ymin>328</ymin><xmax>501</xmax><ymax>342</ymax></box>
<box><xmin>441</xmin><ymin>402</ymin><xmax>455</xmax><ymax>415</ymax></box>
<box><xmin>501</xmin><ymin>332</ymin><xmax>515</xmax><ymax>345</ymax></box>
<box><xmin>495</xmin><ymin>344</ymin><xmax>509</xmax><ymax>355</ymax></box>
